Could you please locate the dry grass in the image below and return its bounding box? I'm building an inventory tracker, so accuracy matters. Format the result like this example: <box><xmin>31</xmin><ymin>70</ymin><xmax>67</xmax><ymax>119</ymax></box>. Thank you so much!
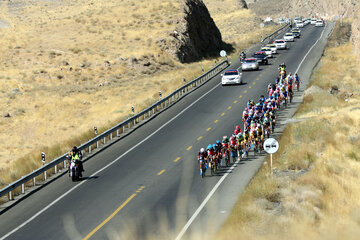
<box><xmin>216</xmin><ymin>21</ymin><xmax>360</xmax><ymax>240</ymax></box>
<box><xmin>0</xmin><ymin>0</ymin><xmax>278</xmax><ymax>190</ymax></box>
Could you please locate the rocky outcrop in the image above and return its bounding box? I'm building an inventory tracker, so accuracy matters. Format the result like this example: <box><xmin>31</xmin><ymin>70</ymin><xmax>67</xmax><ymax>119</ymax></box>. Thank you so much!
<box><xmin>158</xmin><ymin>0</ymin><xmax>225</xmax><ymax>63</ymax></box>
<box><xmin>238</xmin><ymin>0</ymin><xmax>248</xmax><ymax>9</ymax></box>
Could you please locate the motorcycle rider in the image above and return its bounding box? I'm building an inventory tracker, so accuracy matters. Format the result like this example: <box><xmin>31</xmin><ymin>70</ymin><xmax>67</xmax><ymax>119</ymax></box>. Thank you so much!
<box><xmin>279</xmin><ymin>62</ymin><xmax>286</xmax><ymax>72</ymax></box>
<box><xmin>240</xmin><ymin>51</ymin><xmax>246</xmax><ymax>61</ymax></box>
<box><xmin>69</xmin><ymin>146</ymin><xmax>84</xmax><ymax>177</ymax></box>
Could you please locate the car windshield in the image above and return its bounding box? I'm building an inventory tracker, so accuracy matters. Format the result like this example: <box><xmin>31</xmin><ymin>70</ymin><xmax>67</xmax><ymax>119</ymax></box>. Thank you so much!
<box><xmin>253</xmin><ymin>54</ymin><xmax>265</xmax><ymax>58</ymax></box>
<box><xmin>275</xmin><ymin>40</ymin><xmax>284</xmax><ymax>43</ymax></box>
<box><xmin>224</xmin><ymin>71</ymin><xmax>238</xmax><ymax>76</ymax></box>
<box><xmin>285</xmin><ymin>33</ymin><xmax>293</xmax><ymax>36</ymax></box>
<box><xmin>244</xmin><ymin>59</ymin><xmax>256</xmax><ymax>63</ymax></box>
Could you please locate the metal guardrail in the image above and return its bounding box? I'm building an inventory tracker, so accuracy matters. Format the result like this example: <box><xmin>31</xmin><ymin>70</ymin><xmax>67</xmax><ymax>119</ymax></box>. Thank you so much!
<box><xmin>261</xmin><ymin>23</ymin><xmax>291</xmax><ymax>45</ymax></box>
<box><xmin>0</xmin><ymin>60</ymin><xmax>230</xmax><ymax>201</ymax></box>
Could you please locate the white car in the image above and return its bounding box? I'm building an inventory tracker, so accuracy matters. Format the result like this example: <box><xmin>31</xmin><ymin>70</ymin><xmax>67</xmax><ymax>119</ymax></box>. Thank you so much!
<box><xmin>315</xmin><ymin>20</ymin><xmax>324</xmax><ymax>27</ymax></box>
<box><xmin>261</xmin><ymin>47</ymin><xmax>273</xmax><ymax>57</ymax></box>
<box><xmin>274</xmin><ymin>39</ymin><xmax>287</xmax><ymax>49</ymax></box>
<box><xmin>284</xmin><ymin>32</ymin><xmax>295</xmax><ymax>42</ymax></box>
<box><xmin>266</xmin><ymin>44</ymin><xmax>277</xmax><ymax>54</ymax></box>
<box><xmin>293</xmin><ymin>27</ymin><xmax>301</xmax><ymax>33</ymax></box>
<box><xmin>221</xmin><ymin>69</ymin><xmax>242</xmax><ymax>85</ymax></box>
<box><xmin>311</xmin><ymin>19</ymin><xmax>317</xmax><ymax>25</ymax></box>
<box><xmin>241</xmin><ymin>58</ymin><xmax>259</xmax><ymax>71</ymax></box>
<box><xmin>296</xmin><ymin>21</ymin><xmax>304</xmax><ymax>27</ymax></box>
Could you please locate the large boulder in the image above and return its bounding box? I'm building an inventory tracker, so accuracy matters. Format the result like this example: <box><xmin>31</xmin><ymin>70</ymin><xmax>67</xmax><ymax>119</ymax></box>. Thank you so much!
<box><xmin>158</xmin><ymin>0</ymin><xmax>224</xmax><ymax>63</ymax></box>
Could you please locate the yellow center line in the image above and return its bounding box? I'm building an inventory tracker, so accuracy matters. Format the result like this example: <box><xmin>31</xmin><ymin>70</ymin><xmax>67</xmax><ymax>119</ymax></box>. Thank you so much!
<box><xmin>186</xmin><ymin>146</ymin><xmax>192</xmax><ymax>151</ymax></box>
<box><xmin>234</xmin><ymin>100</ymin><xmax>238</xmax><ymax>103</ymax></box>
<box><xmin>243</xmin><ymin>90</ymin><xmax>248</xmax><ymax>93</ymax></box>
<box><xmin>174</xmin><ymin>157</ymin><xmax>181</xmax><ymax>162</ymax></box>
<box><xmin>214</xmin><ymin>119</ymin><xmax>219</xmax><ymax>123</ymax></box>
<box><xmin>83</xmin><ymin>193</ymin><xmax>137</xmax><ymax>240</ymax></box>
<box><xmin>253</xmin><ymin>82</ymin><xmax>256</xmax><ymax>85</ymax></box>
<box><xmin>227</xmin><ymin>106</ymin><xmax>232</xmax><ymax>110</ymax></box>
<box><xmin>197</xmin><ymin>136</ymin><xmax>203</xmax><ymax>141</ymax></box>
<box><xmin>157</xmin><ymin>169</ymin><xmax>166</xmax><ymax>175</ymax></box>
<box><xmin>239</xmin><ymin>95</ymin><xmax>243</xmax><ymax>98</ymax></box>
<box><xmin>249</xmin><ymin>86</ymin><xmax>252</xmax><ymax>89</ymax></box>
<box><xmin>221</xmin><ymin>113</ymin><xmax>225</xmax><ymax>116</ymax></box>
<box><xmin>206</xmin><ymin>127</ymin><xmax>211</xmax><ymax>132</ymax></box>
<box><xmin>256</xmin><ymin>77</ymin><xmax>259</xmax><ymax>80</ymax></box>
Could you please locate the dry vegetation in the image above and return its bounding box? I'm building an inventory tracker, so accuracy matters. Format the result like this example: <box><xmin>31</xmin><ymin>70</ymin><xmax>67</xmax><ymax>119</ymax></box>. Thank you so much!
<box><xmin>0</xmin><ymin>0</ymin><xmax>277</xmax><ymax>189</ymax></box>
<box><xmin>216</xmin><ymin>21</ymin><xmax>360</xmax><ymax>240</ymax></box>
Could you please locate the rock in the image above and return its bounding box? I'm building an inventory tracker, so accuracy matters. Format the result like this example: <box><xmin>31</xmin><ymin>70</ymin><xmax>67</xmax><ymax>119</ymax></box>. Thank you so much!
<box><xmin>80</xmin><ymin>63</ymin><xmax>86</xmax><ymax>68</ymax></box>
<box><xmin>62</xmin><ymin>61</ymin><xmax>69</xmax><ymax>66</ymax></box>
<box><xmin>158</xmin><ymin>0</ymin><xmax>226</xmax><ymax>63</ymax></box>
<box><xmin>238</xmin><ymin>0</ymin><xmax>248</xmax><ymax>8</ymax></box>
<box><xmin>4</xmin><ymin>113</ymin><xmax>11</xmax><ymax>118</ymax></box>
<box><xmin>329</xmin><ymin>85</ymin><xmax>339</xmax><ymax>94</ymax></box>
<box><xmin>104</xmin><ymin>60</ymin><xmax>111</xmax><ymax>67</ymax></box>
<box><xmin>143</xmin><ymin>61</ymin><xmax>151</xmax><ymax>66</ymax></box>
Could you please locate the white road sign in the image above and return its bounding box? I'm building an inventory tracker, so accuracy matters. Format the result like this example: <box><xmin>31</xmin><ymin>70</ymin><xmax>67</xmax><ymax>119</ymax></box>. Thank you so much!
<box><xmin>263</xmin><ymin>138</ymin><xmax>279</xmax><ymax>154</ymax></box>
<box><xmin>260</xmin><ymin>23</ymin><xmax>265</xmax><ymax>28</ymax></box>
<box><xmin>220</xmin><ymin>50</ymin><xmax>227</xmax><ymax>57</ymax></box>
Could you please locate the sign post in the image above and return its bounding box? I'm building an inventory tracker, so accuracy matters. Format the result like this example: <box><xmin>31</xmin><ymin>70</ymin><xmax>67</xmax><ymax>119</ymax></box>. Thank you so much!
<box><xmin>220</xmin><ymin>50</ymin><xmax>227</xmax><ymax>60</ymax></box>
<box><xmin>263</xmin><ymin>138</ymin><xmax>279</xmax><ymax>175</ymax></box>
<box><xmin>260</xmin><ymin>23</ymin><xmax>265</xmax><ymax>40</ymax></box>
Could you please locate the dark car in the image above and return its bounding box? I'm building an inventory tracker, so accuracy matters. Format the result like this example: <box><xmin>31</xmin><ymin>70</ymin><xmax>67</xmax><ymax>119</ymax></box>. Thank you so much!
<box><xmin>252</xmin><ymin>51</ymin><xmax>268</xmax><ymax>65</ymax></box>
<box><xmin>291</xmin><ymin>29</ymin><xmax>300</xmax><ymax>38</ymax></box>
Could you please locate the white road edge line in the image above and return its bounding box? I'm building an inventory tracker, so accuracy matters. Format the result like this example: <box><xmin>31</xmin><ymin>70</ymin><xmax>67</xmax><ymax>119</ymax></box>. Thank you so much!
<box><xmin>174</xmin><ymin>25</ymin><xmax>328</xmax><ymax>240</ymax></box>
<box><xmin>0</xmin><ymin>82</ymin><xmax>222</xmax><ymax>240</ymax></box>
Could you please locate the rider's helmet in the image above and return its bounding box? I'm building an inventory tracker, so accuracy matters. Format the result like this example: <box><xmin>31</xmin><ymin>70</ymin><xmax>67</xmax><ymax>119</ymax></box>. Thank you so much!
<box><xmin>235</xmin><ymin>125</ymin><xmax>240</xmax><ymax>130</ymax></box>
<box><xmin>200</xmin><ymin>148</ymin><xmax>205</xmax><ymax>153</ymax></box>
<box><xmin>234</xmin><ymin>130</ymin><xmax>239</xmax><ymax>135</ymax></box>
<box><xmin>207</xmin><ymin>144</ymin><xmax>213</xmax><ymax>150</ymax></box>
<box><xmin>216</xmin><ymin>140</ymin><xmax>221</xmax><ymax>144</ymax></box>
<box><xmin>212</xmin><ymin>144</ymin><xmax>217</xmax><ymax>149</ymax></box>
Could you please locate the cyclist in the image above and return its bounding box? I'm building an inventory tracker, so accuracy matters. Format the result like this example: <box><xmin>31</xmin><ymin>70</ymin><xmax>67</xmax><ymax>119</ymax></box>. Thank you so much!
<box><xmin>294</xmin><ymin>73</ymin><xmax>301</xmax><ymax>91</ymax></box>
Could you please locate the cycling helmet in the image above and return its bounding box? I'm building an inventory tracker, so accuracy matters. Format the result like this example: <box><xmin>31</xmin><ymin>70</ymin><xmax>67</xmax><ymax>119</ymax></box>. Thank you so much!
<box><xmin>212</xmin><ymin>144</ymin><xmax>217</xmax><ymax>149</ymax></box>
<box><xmin>207</xmin><ymin>144</ymin><xmax>213</xmax><ymax>150</ymax></box>
<box><xmin>234</xmin><ymin>130</ymin><xmax>239</xmax><ymax>135</ymax></box>
<box><xmin>200</xmin><ymin>148</ymin><xmax>205</xmax><ymax>153</ymax></box>
<box><xmin>216</xmin><ymin>140</ymin><xmax>221</xmax><ymax>144</ymax></box>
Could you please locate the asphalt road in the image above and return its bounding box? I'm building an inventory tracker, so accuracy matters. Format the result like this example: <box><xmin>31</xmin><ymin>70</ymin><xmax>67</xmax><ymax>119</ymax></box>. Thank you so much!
<box><xmin>0</xmin><ymin>22</ymin><xmax>334</xmax><ymax>240</ymax></box>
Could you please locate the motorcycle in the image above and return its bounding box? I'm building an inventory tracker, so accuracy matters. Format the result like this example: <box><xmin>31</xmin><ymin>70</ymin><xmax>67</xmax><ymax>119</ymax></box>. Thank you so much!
<box><xmin>240</xmin><ymin>53</ymin><xmax>246</xmax><ymax>63</ymax></box>
<box><xmin>69</xmin><ymin>159</ymin><xmax>80</xmax><ymax>181</ymax></box>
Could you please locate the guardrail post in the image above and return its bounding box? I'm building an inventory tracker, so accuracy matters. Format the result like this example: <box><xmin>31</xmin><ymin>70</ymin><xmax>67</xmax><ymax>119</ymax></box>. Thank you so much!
<box><xmin>8</xmin><ymin>191</ymin><xmax>12</xmax><ymax>201</ymax></box>
<box><xmin>54</xmin><ymin>165</ymin><xmax>57</xmax><ymax>174</ymax></box>
<box><xmin>133</xmin><ymin>118</ymin><xmax>136</xmax><ymax>125</ymax></box>
<box><xmin>64</xmin><ymin>160</ymin><xmax>66</xmax><ymax>169</ymax></box>
<box><xmin>44</xmin><ymin>171</ymin><xmax>47</xmax><ymax>181</ymax></box>
<box><xmin>96</xmin><ymin>141</ymin><xmax>99</xmax><ymax>149</ymax></box>
<box><xmin>110</xmin><ymin>133</ymin><xmax>113</xmax><ymax>140</ymax></box>
<box><xmin>21</xmin><ymin>182</ymin><xmax>25</xmax><ymax>194</ymax></box>
<box><xmin>89</xmin><ymin>145</ymin><xmax>92</xmax><ymax>153</ymax></box>
<box><xmin>117</xmin><ymin>129</ymin><xmax>119</xmax><ymax>136</ymax></box>
<box><xmin>33</xmin><ymin>177</ymin><xmax>36</xmax><ymax>186</ymax></box>
<box><xmin>122</xmin><ymin>126</ymin><xmax>125</xmax><ymax>133</ymax></box>
<box><xmin>103</xmin><ymin>137</ymin><xmax>106</xmax><ymax>144</ymax></box>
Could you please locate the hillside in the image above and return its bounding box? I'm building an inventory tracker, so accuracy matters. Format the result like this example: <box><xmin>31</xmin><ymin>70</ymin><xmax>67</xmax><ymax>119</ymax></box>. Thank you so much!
<box><xmin>0</xmin><ymin>0</ymin><xmax>277</xmax><ymax>186</ymax></box>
